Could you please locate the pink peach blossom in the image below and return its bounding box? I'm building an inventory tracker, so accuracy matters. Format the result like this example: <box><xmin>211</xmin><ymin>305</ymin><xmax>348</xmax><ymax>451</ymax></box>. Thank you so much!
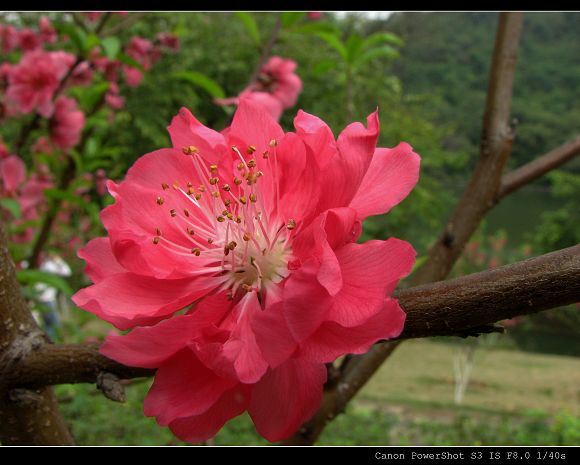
<box><xmin>0</xmin><ymin>24</ymin><xmax>19</xmax><ymax>53</ymax></box>
<box><xmin>5</xmin><ymin>51</ymin><xmax>75</xmax><ymax>117</ymax></box>
<box><xmin>217</xmin><ymin>56</ymin><xmax>302</xmax><ymax>121</ymax></box>
<box><xmin>73</xmin><ymin>98</ymin><xmax>420</xmax><ymax>442</ymax></box>
<box><xmin>49</xmin><ymin>96</ymin><xmax>85</xmax><ymax>151</ymax></box>
<box><xmin>39</xmin><ymin>16</ymin><xmax>57</xmax><ymax>44</ymax></box>
<box><xmin>308</xmin><ymin>12</ymin><xmax>324</xmax><ymax>20</ymax></box>
<box><xmin>156</xmin><ymin>32</ymin><xmax>180</xmax><ymax>52</ymax></box>
<box><xmin>123</xmin><ymin>65</ymin><xmax>143</xmax><ymax>87</ymax></box>
<box><xmin>18</xmin><ymin>28</ymin><xmax>41</xmax><ymax>51</ymax></box>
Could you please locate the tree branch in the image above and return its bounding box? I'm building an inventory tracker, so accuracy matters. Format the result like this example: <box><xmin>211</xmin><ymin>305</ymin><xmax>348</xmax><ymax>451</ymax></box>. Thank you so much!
<box><xmin>498</xmin><ymin>136</ymin><xmax>580</xmax><ymax>200</ymax></box>
<box><xmin>0</xmin><ymin>220</ymin><xmax>74</xmax><ymax>445</ymax></box>
<box><xmin>4</xmin><ymin>244</ymin><xmax>579</xmax><ymax>392</ymax></box>
<box><xmin>286</xmin><ymin>12</ymin><xmax>525</xmax><ymax>445</ymax></box>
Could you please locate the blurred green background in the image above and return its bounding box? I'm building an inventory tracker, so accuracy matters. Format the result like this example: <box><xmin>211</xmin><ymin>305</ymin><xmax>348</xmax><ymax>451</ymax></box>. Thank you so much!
<box><xmin>2</xmin><ymin>11</ymin><xmax>579</xmax><ymax>445</ymax></box>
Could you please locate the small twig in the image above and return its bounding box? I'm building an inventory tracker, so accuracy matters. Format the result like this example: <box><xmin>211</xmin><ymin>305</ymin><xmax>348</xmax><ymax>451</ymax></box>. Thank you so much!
<box><xmin>498</xmin><ymin>136</ymin><xmax>580</xmax><ymax>199</ymax></box>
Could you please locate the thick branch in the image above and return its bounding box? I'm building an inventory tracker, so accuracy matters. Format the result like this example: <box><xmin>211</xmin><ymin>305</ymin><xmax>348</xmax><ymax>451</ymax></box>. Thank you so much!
<box><xmin>0</xmin><ymin>221</ymin><xmax>74</xmax><ymax>445</ymax></box>
<box><xmin>498</xmin><ymin>136</ymin><xmax>580</xmax><ymax>199</ymax></box>
<box><xmin>5</xmin><ymin>244</ymin><xmax>579</xmax><ymax>390</ymax></box>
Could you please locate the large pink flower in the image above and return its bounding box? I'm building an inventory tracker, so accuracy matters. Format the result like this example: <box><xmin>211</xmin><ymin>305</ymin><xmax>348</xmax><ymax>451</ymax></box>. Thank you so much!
<box><xmin>49</xmin><ymin>96</ymin><xmax>85</xmax><ymax>151</ymax></box>
<box><xmin>73</xmin><ymin>98</ymin><xmax>420</xmax><ymax>442</ymax></box>
<box><xmin>5</xmin><ymin>51</ymin><xmax>75</xmax><ymax>117</ymax></box>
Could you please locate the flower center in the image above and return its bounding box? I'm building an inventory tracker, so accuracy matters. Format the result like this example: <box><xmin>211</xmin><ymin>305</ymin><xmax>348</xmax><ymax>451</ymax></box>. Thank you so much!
<box><xmin>151</xmin><ymin>140</ymin><xmax>296</xmax><ymax>300</ymax></box>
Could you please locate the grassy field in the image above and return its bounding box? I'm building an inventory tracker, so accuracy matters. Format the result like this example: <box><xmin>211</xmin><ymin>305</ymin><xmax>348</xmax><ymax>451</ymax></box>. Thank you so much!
<box><xmin>56</xmin><ymin>338</ymin><xmax>580</xmax><ymax>445</ymax></box>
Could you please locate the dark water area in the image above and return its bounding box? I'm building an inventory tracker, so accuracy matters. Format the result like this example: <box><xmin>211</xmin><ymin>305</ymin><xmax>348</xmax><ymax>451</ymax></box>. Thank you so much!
<box><xmin>485</xmin><ymin>186</ymin><xmax>560</xmax><ymax>247</ymax></box>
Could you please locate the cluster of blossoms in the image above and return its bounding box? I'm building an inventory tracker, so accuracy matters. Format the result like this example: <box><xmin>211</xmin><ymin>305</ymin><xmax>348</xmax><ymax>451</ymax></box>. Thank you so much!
<box><xmin>73</xmin><ymin>98</ymin><xmax>420</xmax><ymax>442</ymax></box>
<box><xmin>0</xmin><ymin>14</ymin><xmax>179</xmax><ymax>252</ymax></box>
<box><xmin>217</xmin><ymin>56</ymin><xmax>302</xmax><ymax>121</ymax></box>
<box><xmin>0</xmin><ymin>146</ymin><xmax>52</xmax><ymax>242</ymax></box>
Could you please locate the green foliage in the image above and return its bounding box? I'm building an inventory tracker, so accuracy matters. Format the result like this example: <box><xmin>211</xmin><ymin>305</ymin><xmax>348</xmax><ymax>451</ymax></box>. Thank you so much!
<box><xmin>16</xmin><ymin>269</ymin><xmax>73</xmax><ymax>296</ymax></box>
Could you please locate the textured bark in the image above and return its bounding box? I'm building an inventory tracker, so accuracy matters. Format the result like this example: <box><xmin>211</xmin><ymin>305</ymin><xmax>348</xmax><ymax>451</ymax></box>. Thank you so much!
<box><xmin>0</xmin><ymin>221</ymin><xmax>74</xmax><ymax>445</ymax></box>
<box><xmin>4</xmin><ymin>244</ymin><xmax>579</xmax><ymax>392</ymax></box>
<box><xmin>283</xmin><ymin>12</ymin><xmax>526</xmax><ymax>445</ymax></box>
<box><xmin>498</xmin><ymin>136</ymin><xmax>580</xmax><ymax>200</ymax></box>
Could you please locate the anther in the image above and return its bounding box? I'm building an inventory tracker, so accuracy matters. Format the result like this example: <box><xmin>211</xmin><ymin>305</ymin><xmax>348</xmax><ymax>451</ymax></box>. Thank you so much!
<box><xmin>172</xmin><ymin>181</ymin><xmax>180</xmax><ymax>190</ymax></box>
<box><xmin>208</xmin><ymin>238</ymin><xmax>214</xmax><ymax>244</ymax></box>
<box><xmin>198</xmin><ymin>185</ymin><xmax>206</xmax><ymax>192</ymax></box>
<box><xmin>227</xmin><ymin>241</ymin><xmax>237</xmax><ymax>250</ymax></box>
<box><xmin>243</xmin><ymin>232</ymin><xmax>251</xmax><ymax>241</ymax></box>
<box><xmin>262</xmin><ymin>150</ymin><xmax>269</xmax><ymax>159</ymax></box>
<box><xmin>247</xmin><ymin>159</ymin><xmax>256</xmax><ymax>168</ymax></box>
<box><xmin>156</xmin><ymin>196</ymin><xmax>164</xmax><ymax>205</ymax></box>
<box><xmin>153</xmin><ymin>236</ymin><xmax>160</xmax><ymax>245</ymax></box>
<box><xmin>256</xmin><ymin>171</ymin><xmax>264</xmax><ymax>178</ymax></box>
<box><xmin>222</xmin><ymin>184</ymin><xmax>231</xmax><ymax>192</ymax></box>
<box><xmin>191</xmin><ymin>248</ymin><xmax>201</xmax><ymax>256</ymax></box>
<box><xmin>224</xmin><ymin>199</ymin><xmax>231</xmax><ymax>207</ymax></box>
<box><xmin>236</xmin><ymin>216</ymin><xmax>242</xmax><ymax>223</ymax></box>
<box><xmin>217</xmin><ymin>216</ymin><xmax>225</xmax><ymax>222</ymax></box>
<box><xmin>237</xmin><ymin>162</ymin><xmax>245</xmax><ymax>171</ymax></box>
<box><xmin>247</xmin><ymin>145</ymin><xmax>256</xmax><ymax>154</ymax></box>
<box><xmin>186</xmin><ymin>182</ymin><xmax>193</xmax><ymax>188</ymax></box>
<box><xmin>240</xmin><ymin>196</ymin><xmax>247</xmax><ymax>205</ymax></box>
<box><xmin>249</xmin><ymin>193</ymin><xmax>257</xmax><ymax>203</ymax></box>
<box><xmin>182</xmin><ymin>145</ymin><xmax>199</xmax><ymax>155</ymax></box>
<box><xmin>187</xmin><ymin>187</ymin><xmax>196</xmax><ymax>195</ymax></box>
<box><xmin>233</xmin><ymin>177</ymin><xmax>242</xmax><ymax>186</ymax></box>
<box><xmin>209</xmin><ymin>177</ymin><xmax>219</xmax><ymax>185</ymax></box>
<box><xmin>187</xmin><ymin>228</ymin><xmax>195</xmax><ymax>236</ymax></box>
<box><xmin>170</xmin><ymin>209</ymin><xmax>177</xmax><ymax>217</ymax></box>
<box><xmin>161</xmin><ymin>182</ymin><xmax>169</xmax><ymax>190</ymax></box>
<box><xmin>184</xmin><ymin>209</ymin><xmax>190</xmax><ymax>217</ymax></box>
<box><xmin>195</xmin><ymin>193</ymin><xmax>202</xmax><ymax>200</ymax></box>
<box><xmin>226</xmin><ymin>212</ymin><xmax>233</xmax><ymax>220</ymax></box>
<box><xmin>287</xmin><ymin>219</ymin><xmax>296</xmax><ymax>230</ymax></box>
<box><xmin>212</xmin><ymin>191</ymin><xmax>220</xmax><ymax>198</ymax></box>
<box><xmin>155</xmin><ymin>228</ymin><xmax>161</xmax><ymax>236</ymax></box>
<box><xmin>269</xmin><ymin>139</ymin><xmax>277</xmax><ymax>147</ymax></box>
<box><xmin>210</xmin><ymin>164</ymin><xmax>218</xmax><ymax>173</ymax></box>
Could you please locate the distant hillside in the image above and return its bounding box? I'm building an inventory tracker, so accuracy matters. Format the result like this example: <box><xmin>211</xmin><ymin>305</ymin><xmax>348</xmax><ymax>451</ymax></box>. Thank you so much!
<box><xmin>382</xmin><ymin>12</ymin><xmax>580</xmax><ymax>169</ymax></box>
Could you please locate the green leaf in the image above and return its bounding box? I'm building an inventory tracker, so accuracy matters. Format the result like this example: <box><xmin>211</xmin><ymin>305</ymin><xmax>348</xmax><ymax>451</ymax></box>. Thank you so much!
<box><xmin>362</xmin><ymin>32</ymin><xmax>404</xmax><ymax>50</ymax></box>
<box><xmin>0</xmin><ymin>198</ymin><xmax>22</xmax><ymax>219</ymax></box>
<box><xmin>16</xmin><ymin>270</ymin><xmax>73</xmax><ymax>297</ymax></box>
<box><xmin>85</xmin><ymin>33</ymin><xmax>101</xmax><ymax>51</ymax></box>
<box><xmin>173</xmin><ymin>71</ymin><xmax>226</xmax><ymax>99</ymax></box>
<box><xmin>234</xmin><ymin>12</ymin><xmax>261</xmax><ymax>45</ymax></box>
<box><xmin>54</xmin><ymin>22</ymin><xmax>87</xmax><ymax>54</ymax></box>
<box><xmin>346</xmin><ymin>34</ymin><xmax>365</xmax><ymax>65</ymax></box>
<box><xmin>117</xmin><ymin>53</ymin><xmax>145</xmax><ymax>72</ymax></box>
<box><xmin>312</xmin><ymin>59</ymin><xmax>338</xmax><ymax>76</ymax></box>
<box><xmin>354</xmin><ymin>45</ymin><xmax>399</xmax><ymax>68</ymax></box>
<box><xmin>101</xmin><ymin>36</ymin><xmax>121</xmax><ymax>60</ymax></box>
<box><xmin>281</xmin><ymin>12</ymin><xmax>305</xmax><ymax>28</ymax></box>
<box><xmin>314</xmin><ymin>31</ymin><xmax>347</xmax><ymax>61</ymax></box>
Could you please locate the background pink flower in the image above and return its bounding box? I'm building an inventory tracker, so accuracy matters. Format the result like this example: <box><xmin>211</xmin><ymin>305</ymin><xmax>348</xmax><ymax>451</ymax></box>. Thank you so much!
<box><xmin>49</xmin><ymin>96</ymin><xmax>85</xmax><ymax>151</ymax></box>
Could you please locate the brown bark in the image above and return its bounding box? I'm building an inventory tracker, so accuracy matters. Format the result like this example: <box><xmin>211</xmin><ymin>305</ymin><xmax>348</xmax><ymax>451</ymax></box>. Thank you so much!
<box><xmin>284</xmin><ymin>12</ymin><xmax>525</xmax><ymax>445</ymax></box>
<box><xmin>4</xmin><ymin>244</ymin><xmax>579</xmax><ymax>392</ymax></box>
<box><xmin>0</xmin><ymin>221</ymin><xmax>74</xmax><ymax>445</ymax></box>
<box><xmin>498</xmin><ymin>136</ymin><xmax>580</xmax><ymax>199</ymax></box>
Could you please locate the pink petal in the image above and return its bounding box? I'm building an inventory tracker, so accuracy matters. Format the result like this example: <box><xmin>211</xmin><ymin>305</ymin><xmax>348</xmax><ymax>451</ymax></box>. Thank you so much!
<box><xmin>293</xmin><ymin>110</ymin><xmax>337</xmax><ymax>170</ymax></box>
<box><xmin>281</xmin><ymin>258</ymin><xmax>332</xmax><ymax>343</ymax></box>
<box><xmin>248</xmin><ymin>359</ymin><xmax>327</xmax><ymax>442</ymax></box>
<box><xmin>252</xmin><ymin>301</ymin><xmax>298</xmax><ymax>368</ymax></box>
<box><xmin>167</xmin><ymin>107</ymin><xmax>227</xmax><ymax>165</ymax></box>
<box><xmin>318</xmin><ymin>111</ymin><xmax>380</xmax><ymax>211</ymax></box>
<box><xmin>328</xmin><ymin>238</ymin><xmax>416</xmax><ymax>327</ymax></box>
<box><xmin>199</xmin><ymin>293</ymin><xmax>269</xmax><ymax>384</ymax></box>
<box><xmin>100</xmin><ymin>310</ymin><xmax>228</xmax><ymax>369</ymax></box>
<box><xmin>349</xmin><ymin>143</ymin><xmax>421</xmax><ymax>219</ymax></box>
<box><xmin>0</xmin><ymin>155</ymin><xmax>26</xmax><ymax>192</ymax></box>
<box><xmin>297</xmin><ymin>297</ymin><xmax>406</xmax><ymax>363</ymax></box>
<box><xmin>72</xmin><ymin>272</ymin><xmax>224</xmax><ymax>330</ymax></box>
<box><xmin>169</xmin><ymin>384</ymin><xmax>251</xmax><ymax>443</ymax></box>
<box><xmin>144</xmin><ymin>348</ymin><xmax>238</xmax><ymax>426</ymax></box>
<box><xmin>77</xmin><ymin>237</ymin><xmax>125</xmax><ymax>283</ymax></box>
<box><xmin>227</xmin><ymin>96</ymin><xmax>284</xmax><ymax>158</ymax></box>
